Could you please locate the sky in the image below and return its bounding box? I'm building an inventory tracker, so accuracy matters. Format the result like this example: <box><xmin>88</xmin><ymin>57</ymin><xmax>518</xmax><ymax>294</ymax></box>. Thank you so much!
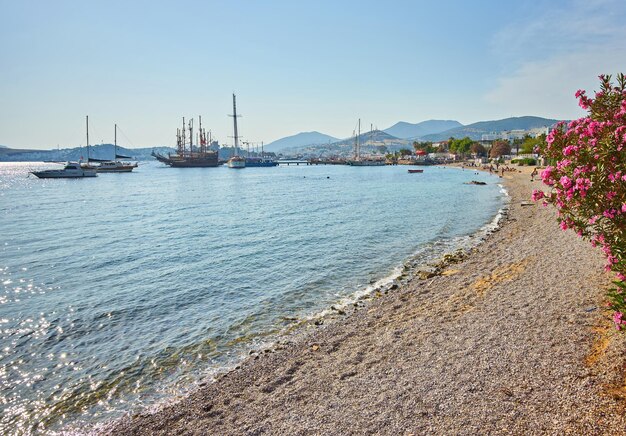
<box><xmin>1</xmin><ymin>0</ymin><xmax>625</xmax><ymax>149</ymax></box>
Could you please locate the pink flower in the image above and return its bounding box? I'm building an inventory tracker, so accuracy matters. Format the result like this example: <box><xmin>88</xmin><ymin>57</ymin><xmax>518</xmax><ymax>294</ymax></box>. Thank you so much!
<box><xmin>541</xmin><ymin>166</ymin><xmax>554</xmax><ymax>185</ymax></box>
<box><xmin>531</xmin><ymin>190</ymin><xmax>545</xmax><ymax>201</ymax></box>
<box><xmin>614</xmin><ymin>312</ymin><xmax>625</xmax><ymax>331</ymax></box>
<box><xmin>563</xmin><ymin>145</ymin><xmax>576</xmax><ymax>156</ymax></box>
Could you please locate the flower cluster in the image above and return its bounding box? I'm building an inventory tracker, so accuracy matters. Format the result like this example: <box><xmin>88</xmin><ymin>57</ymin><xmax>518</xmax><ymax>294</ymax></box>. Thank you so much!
<box><xmin>534</xmin><ymin>73</ymin><xmax>626</xmax><ymax>330</ymax></box>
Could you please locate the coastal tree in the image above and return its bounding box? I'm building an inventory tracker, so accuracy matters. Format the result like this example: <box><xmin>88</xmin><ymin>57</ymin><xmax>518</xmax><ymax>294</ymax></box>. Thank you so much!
<box><xmin>399</xmin><ymin>148</ymin><xmax>413</xmax><ymax>157</ymax></box>
<box><xmin>489</xmin><ymin>139</ymin><xmax>511</xmax><ymax>158</ymax></box>
<box><xmin>520</xmin><ymin>134</ymin><xmax>546</xmax><ymax>154</ymax></box>
<box><xmin>413</xmin><ymin>141</ymin><xmax>434</xmax><ymax>154</ymax></box>
<box><xmin>448</xmin><ymin>137</ymin><xmax>473</xmax><ymax>156</ymax></box>
<box><xmin>470</xmin><ymin>142</ymin><xmax>487</xmax><ymax>156</ymax></box>
<box><xmin>533</xmin><ymin>73</ymin><xmax>626</xmax><ymax>330</ymax></box>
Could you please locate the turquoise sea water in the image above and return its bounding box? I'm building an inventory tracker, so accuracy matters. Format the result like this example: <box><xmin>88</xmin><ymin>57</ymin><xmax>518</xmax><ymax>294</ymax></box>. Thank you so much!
<box><xmin>0</xmin><ymin>161</ymin><xmax>504</xmax><ymax>433</ymax></box>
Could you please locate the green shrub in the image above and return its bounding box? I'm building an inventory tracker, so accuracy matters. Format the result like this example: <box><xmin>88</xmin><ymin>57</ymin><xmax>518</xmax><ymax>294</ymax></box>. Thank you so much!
<box><xmin>511</xmin><ymin>157</ymin><xmax>536</xmax><ymax>166</ymax></box>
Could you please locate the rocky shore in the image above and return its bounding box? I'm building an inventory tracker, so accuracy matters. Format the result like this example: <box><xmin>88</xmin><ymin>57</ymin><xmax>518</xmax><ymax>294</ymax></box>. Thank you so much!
<box><xmin>101</xmin><ymin>166</ymin><xmax>626</xmax><ymax>435</ymax></box>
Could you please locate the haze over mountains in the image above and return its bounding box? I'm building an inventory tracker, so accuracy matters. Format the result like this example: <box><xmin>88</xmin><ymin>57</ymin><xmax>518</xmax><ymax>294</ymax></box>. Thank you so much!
<box><xmin>0</xmin><ymin>116</ymin><xmax>562</xmax><ymax>160</ymax></box>
<box><xmin>263</xmin><ymin>116</ymin><xmax>559</xmax><ymax>152</ymax></box>
<box><xmin>420</xmin><ymin>116</ymin><xmax>560</xmax><ymax>141</ymax></box>
<box><xmin>0</xmin><ymin>144</ymin><xmax>173</xmax><ymax>162</ymax></box>
<box><xmin>264</xmin><ymin>131</ymin><xmax>339</xmax><ymax>152</ymax></box>
<box><xmin>383</xmin><ymin>120</ymin><xmax>463</xmax><ymax>139</ymax></box>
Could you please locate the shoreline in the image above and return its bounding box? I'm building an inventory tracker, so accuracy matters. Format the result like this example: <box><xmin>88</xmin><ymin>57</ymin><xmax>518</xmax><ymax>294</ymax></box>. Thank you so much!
<box><xmin>100</xmin><ymin>166</ymin><xmax>626</xmax><ymax>435</ymax></box>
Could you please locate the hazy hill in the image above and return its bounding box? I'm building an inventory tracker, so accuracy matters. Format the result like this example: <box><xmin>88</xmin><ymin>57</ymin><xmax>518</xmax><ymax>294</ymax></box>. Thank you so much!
<box><xmin>0</xmin><ymin>144</ymin><xmax>175</xmax><ymax>162</ymax></box>
<box><xmin>421</xmin><ymin>116</ymin><xmax>561</xmax><ymax>141</ymax></box>
<box><xmin>330</xmin><ymin>130</ymin><xmax>402</xmax><ymax>147</ymax></box>
<box><xmin>383</xmin><ymin>120</ymin><xmax>463</xmax><ymax>139</ymax></box>
<box><xmin>0</xmin><ymin>146</ymin><xmax>40</xmax><ymax>157</ymax></box>
<box><xmin>264</xmin><ymin>131</ymin><xmax>339</xmax><ymax>152</ymax></box>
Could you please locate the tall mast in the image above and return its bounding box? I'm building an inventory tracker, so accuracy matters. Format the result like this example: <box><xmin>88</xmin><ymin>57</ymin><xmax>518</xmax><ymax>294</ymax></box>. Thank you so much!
<box><xmin>357</xmin><ymin>118</ymin><xmax>361</xmax><ymax>160</ymax></box>
<box><xmin>189</xmin><ymin>118</ymin><xmax>193</xmax><ymax>152</ymax></box>
<box><xmin>114</xmin><ymin>123</ymin><xmax>117</xmax><ymax>158</ymax></box>
<box><xmin>86</xmin><ymin>115</ymin><xmax>89</xmax><ymax>161</ymax></box>
<box><xmin>182</xmin><ymin>117</ymin><xmax>186</xmax><ymax>156</ymax></box>
<box><xmin>232</xmin><ymin>93</ymin><xmax>240</xmax><ymax>156</ymax></box>
<box><xmin>199</xmin><ymin>115</ymin><xmax>203</xmax><ymax>153</ymax></box>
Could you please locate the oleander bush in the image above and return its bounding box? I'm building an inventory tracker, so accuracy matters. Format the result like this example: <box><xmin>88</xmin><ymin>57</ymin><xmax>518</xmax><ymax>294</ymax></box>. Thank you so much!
<box><xmin>532</xmin><ymin>73</ymin><xmax>626</xmax><ymax>330</ymax></box>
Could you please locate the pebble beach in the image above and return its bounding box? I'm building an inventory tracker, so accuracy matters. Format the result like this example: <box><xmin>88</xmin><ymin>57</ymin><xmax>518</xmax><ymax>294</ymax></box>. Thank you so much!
<box><xmin>101</xmin><ymin>166</ymin><xmax>626</xmax><ymax>435</ymax></box>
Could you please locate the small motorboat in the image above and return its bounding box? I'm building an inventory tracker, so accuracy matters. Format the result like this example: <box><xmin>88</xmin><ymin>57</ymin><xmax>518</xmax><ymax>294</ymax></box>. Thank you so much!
<box><xmin>31</xmin><ymin>162</ymin><xmax>98</xmax><ymax>178</ymax></box>
<box><xmin>408</xmin><ymin>169</ymin><xmax>424</xmax><ymax>173</ymax></box>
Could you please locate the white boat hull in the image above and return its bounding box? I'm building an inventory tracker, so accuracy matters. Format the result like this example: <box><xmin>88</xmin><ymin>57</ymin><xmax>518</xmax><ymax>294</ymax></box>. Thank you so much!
<box><xmin>31</xmin><ymin>163</ymin><xmax>98</xmax><ymax>178</ymax></box>
<box><xmin>227</xmin><ymin>158</ymin><xmax>246</xmax><ymax>168</ymax></box>
<box><xmin>347</xmin><ymin>160</ymin><xmax>386</xmax><ymax>166</ymax></box>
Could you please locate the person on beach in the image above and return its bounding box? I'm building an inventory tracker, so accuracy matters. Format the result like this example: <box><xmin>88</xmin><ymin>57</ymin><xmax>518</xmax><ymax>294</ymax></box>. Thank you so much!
<box><xmin>531</xmin><ymin>167</ymin><xmax>538</xmax><ymax>181</ymax></box>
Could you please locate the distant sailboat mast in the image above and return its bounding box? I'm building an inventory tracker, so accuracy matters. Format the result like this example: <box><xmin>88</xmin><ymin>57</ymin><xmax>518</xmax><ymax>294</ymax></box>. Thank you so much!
<box><xmin>182</xmin><ymin>117</ymin><xmax>186</xmax><ymax>157</ymax></box>
<box><xmin>357</xmin><ymin>118</ymin><xmax>361</xmax><ymax>160</ymax></box>
<box><xmin>225</xmin><ymin>93</ymin><xmax>247</xmax><ymax>168</ymax></box>
<box><xmin>86</xmin><ymin>115</ymin><xmax>90</xmax><ymax>162</ymax></box>
<box><xmin>230</xmin><ymin>93</ymin><xmax>241</xmax><ymax>157</ymax></box>
<box><xmin>189</xmin><ymin>118</ymin><xmax>194</xmax><ymax>154</ymax></box>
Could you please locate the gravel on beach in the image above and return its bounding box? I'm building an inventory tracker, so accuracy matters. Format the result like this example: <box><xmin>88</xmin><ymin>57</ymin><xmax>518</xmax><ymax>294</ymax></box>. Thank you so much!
<box><xmin>101</xmin><ymin>167</ymin><xmax>626</xmax><ymax>435</ymax></box>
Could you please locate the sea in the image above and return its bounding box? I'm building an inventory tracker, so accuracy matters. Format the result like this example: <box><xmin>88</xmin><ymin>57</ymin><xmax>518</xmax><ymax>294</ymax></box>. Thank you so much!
<box><xmin>0</xmin><ymin>161</ymin><xmax>505</xmax><ymax>434</ymax></box>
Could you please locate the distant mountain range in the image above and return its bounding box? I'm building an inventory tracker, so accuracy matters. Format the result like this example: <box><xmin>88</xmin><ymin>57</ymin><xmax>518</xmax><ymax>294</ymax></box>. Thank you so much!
<box><xmin>264</xmin><ymin>131</ymin><xmax>339</xmax><ymax>152</ymax></box>
<box><xmin>329</xmin><ymin>130</ymin><xmax>403</xmax><ymax>148</ymax></box>
<box><xmin>383</xmin><ymin>120</ymin><xmax>463</xmax><ymax>139</ymax></box>
<box><xmin>0</xmin><ymin>144</ymin><xmax>174</xmax><ymax>162</ymax></box>
<box><xmin>0</xmin><ymin>116</ymin><xmax>564</xmax><ymax>161</ymax></box>
<box><xmin>421</xmin><ymin>116</ymin><xmax>560</xmax><ymax>141</ymax></box>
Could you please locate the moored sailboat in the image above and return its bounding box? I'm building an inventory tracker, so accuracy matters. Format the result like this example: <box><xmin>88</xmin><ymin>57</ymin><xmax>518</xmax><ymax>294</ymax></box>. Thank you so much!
<box><xmin>89</xmin><ymin>124</ymin><xmax>138</xmax><ymax>172</ymax></box>
<box><xmin>347</xmin><ymin>119</ymin><xmax>386</xmax><ymax>166</ymax></box>
<box><xmin>227</xmin><ymin>93</ymin><xmax>246</xmax><ymax>169</ymax></box>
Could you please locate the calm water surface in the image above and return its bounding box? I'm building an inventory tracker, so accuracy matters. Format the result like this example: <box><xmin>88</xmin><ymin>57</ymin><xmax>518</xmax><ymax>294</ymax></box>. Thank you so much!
<box><xmin>0</xmin><ymin>161</ymin><xmax>504</xmax><ymax>433</ymax></box>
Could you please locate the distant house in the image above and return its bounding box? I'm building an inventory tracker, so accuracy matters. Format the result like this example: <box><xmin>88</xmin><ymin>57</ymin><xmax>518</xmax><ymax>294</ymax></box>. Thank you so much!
<box><xmin>431</xmin><ymin>141</ymin><xmax>449</xmax><ymax>150</ymax></box>
<box><xmin>429</xmin><ymin>152</ymin><xmax>456</xmax><ymax>161</ymax></box>
<box><xmin>481</xmin><ymin>127</ymin><xmax>549</xmax><ymax>142</ymax></box>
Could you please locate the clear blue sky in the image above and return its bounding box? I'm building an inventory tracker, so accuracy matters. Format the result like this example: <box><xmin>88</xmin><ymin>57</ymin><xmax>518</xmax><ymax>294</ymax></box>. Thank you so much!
<box><xmin>1</xmin><ymin>0</ymin><xmax>625</xmax><ymax>149</ymax></box>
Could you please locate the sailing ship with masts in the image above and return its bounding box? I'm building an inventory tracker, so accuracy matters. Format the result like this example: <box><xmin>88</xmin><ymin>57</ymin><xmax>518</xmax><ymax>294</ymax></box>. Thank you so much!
<box><xmin>153</xmin><ymin>116</ymin><xmax>219</xmax><ymax>167</ymax></box>
<box><xmin>347</xmin><ymin>119</ymin><xmax>386</xmax><ymax>166</ymax></box>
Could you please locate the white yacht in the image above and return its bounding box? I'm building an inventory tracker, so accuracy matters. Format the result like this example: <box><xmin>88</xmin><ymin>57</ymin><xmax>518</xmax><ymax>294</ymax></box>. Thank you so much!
<box><xmin>31</xmin><ymin>162</ymin><xmax>98</xmax><ymax>178</ymax></box>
